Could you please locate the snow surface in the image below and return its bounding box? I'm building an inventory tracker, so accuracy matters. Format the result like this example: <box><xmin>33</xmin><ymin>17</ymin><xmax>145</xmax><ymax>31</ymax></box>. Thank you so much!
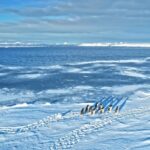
<box><xmin>0</xmin><ymin>48</ymin><xmax>150</xmax><ymax>150</ymax></box>
<box><xmin>0</xmin><ymin>100</ymin><xmax>150</xmax><ymax>150</ymax></box>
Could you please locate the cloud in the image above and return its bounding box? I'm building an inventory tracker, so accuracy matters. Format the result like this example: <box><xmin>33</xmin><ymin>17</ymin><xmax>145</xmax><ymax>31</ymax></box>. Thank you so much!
<box><xmin>0</xmin><ymin>0</ymin><xmax>150</xmax><ymax>43</ymax></box>
<box><xmin>1</xmin><ymin>0</ymin><xmax>150</xmax><ymax>18</ymax></box>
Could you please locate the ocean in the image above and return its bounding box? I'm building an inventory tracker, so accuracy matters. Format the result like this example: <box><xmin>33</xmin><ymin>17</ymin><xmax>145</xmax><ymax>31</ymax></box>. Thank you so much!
<box><xmin>0</xmin><ymin>46</ymin><xmax>150</xmax><ymax>150</ymax></box>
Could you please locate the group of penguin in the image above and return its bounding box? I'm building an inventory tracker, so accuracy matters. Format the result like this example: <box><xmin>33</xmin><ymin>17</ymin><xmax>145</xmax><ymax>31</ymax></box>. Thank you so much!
<box><xmin>80</xmin><ymin>102</ymin><xmax>119</xmax><ymax>116</ymax></box>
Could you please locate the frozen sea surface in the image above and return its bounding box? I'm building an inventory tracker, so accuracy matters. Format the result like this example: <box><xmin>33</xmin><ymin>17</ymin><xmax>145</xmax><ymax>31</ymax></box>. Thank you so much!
<box><xmin>0</xmin><ymin>46</ymin><xmax>150</xmax><ymax>150</ymax></box>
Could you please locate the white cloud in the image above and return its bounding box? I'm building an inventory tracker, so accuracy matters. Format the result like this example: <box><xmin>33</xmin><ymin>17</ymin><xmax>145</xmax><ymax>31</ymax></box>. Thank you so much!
<box><xmin>0</xmin><ymin>0</ymin><xmax>150</xmax><ymax>43</ymax></box>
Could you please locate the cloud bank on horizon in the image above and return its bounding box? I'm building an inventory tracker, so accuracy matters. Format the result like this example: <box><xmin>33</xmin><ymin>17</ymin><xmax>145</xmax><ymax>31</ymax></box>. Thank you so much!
<box><xmin>0</xmin><ymin>0</ymin><xmax>150</xmax><ymax>44</ymax></box>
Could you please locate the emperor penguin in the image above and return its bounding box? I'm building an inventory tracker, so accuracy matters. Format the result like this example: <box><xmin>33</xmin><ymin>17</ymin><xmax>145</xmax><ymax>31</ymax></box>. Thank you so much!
<box><xmin>115</xmin><ymin>106</ymin><xmax>119</xmax><ymax>113</ymax></box>
<box><xmin>98</xmin><ymin>104</ymin><xmax>103</xmax><ymax>111</ymax></box>
<box><xmin>92</xmin><ymin>106</ymin><xmax>97</xmax><ymax>115</ymax></box>
<box><xmin>85</xmin><ymin>105</ymin><xmax>90</xmax><ymax>113</ymax></box>
<box><xmin>99</xmin><ymin>105</ymin><xmax>104</xmax><ymax>113</ymax></box>
<box><xmin>99</xmin><ymin>103</ymin><xmax>103</xmax><ymax>109</ymax></box>
<box><xmin>80</xmin><ymin>108</ymin><xmax>85</xmax><ymax>115</ymax></box>
<box><xmin>89</xmin><ymin>105</ymin><xmax>93</xmax><ymax>112</ymax></box>
<box><xmin>94</xmin><ymin>102</ymin><xmax>98</xmax><ymax>109</ymax></box>
<box><xmin>90</xmin><ymin>109</ymin><xmax>94</xmax><ymax>115</ymax></box>
<box><xmin>88</xmin><ymin>105</ymin><xmax>93</xmax><ymax>115</ymax></box>
<box><xmin>89</xmin><ymin>105</ymin><xmax>96</xmax><ymax>115</ymax></box>
<box><xmin>108</xmin><ymin>104</ymin><xmax>113</xmax><ymax>112</ymax></box>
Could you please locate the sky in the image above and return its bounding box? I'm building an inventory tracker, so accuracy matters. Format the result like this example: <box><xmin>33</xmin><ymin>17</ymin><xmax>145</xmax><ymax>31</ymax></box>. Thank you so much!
<box><xmin>0</xmin><ymin>0</ymin><xmax>150</xmax><ymax>44</ymax></box>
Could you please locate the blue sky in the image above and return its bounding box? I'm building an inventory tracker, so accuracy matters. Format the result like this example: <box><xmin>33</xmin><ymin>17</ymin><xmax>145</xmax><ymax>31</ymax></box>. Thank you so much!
<box><xmin>0</xmin><ymin>0</ymin><xmax>150</xmax><ymax>44</ymax></box>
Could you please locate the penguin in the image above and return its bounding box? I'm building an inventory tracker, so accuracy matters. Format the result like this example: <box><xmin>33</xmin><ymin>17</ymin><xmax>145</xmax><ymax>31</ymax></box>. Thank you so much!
<box><xmin>89</xmin><ymin>105</ymin><xmax>97</xmax><ymax>115</ymax></box>
<box><xmin>88</xmin><ymin>105</ymin><xmax>93</xmax><ymax>115</ymax></box>
<box><xmin>115</xmin><ymin>106</ymin><xmax>119</xmax><ymax>113</ymax></box>
<box><xmin>99</xmin><ymin>105</ymin><xmax>104</xmax><ymax>113</ymax></box>
<box><xmin>92</xmin><ymin>107</ymin><xmax>97</xmax><ymax>115</ymax></box>
<box><xmin>85</xmin><ymin>105</ymin><xmax>90</xmax><ymax>113</ymax></box>
<box><xmin>90</xmin><ymin>109</ymin><xmax>94</xmax><ymax>115</ymax></box>
<box><xmin>99</xmin><ymin>103</ymin><xmax>103</xmax><ymax>109</ymax></box>
<box><xmin>94</xmin><ymin>102</ymin><xmax>98</xmax><ymax>109</ymax></box>
<box><xmin>108</xmin><ymin>104</ymin><xmax>113</xmax><ymax>112</ymax></box>
<box><xmin>89</xmin><ymin>105</ymin><xmax>93</xmax><ymax>112</ymax></box>
<box><xmin>98</xmin><ymin>103</ymin><xmax>104</xmax><ymax>111</ymax></box>
<box><xmin>95</xmin><ymin>104</ymin><xmax>100</xmax><ymax>114</ymax></box>
<box><xmin>94</xmin><ymin>102</ymin><xmax>100</xmax><ymax>114</ymax></box>
<box><xmin>80</xmin><ymin>108</ymin><xmax>85</xmax><ymax>115</ymax></box>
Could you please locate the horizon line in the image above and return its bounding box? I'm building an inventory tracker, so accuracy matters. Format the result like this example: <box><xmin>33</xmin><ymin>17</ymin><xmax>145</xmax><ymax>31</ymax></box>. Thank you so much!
<box><xmin>0</xmin><ymin>42</ymin><xmax>150</xmax><ymax>48</ymax></box>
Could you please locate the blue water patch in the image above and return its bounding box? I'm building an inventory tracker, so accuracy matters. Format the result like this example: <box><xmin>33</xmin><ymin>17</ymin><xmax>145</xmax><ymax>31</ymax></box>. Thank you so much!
<box><xmin>0</xmin><ymin>46</ymin><xmax>150</xmax><ymax>106</ymax></box>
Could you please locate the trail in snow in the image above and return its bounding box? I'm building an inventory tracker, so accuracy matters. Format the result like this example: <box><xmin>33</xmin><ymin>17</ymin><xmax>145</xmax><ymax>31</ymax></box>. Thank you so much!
<box><xmin>0</xmin><ymin>112</ymin><xmax>78</xmax><ymax>134</ymax></box>
<box><xmin>50</xmin><ymin>107</ymin><xmax>150</xmax><ymax>150</ymax></box>
<box><xmin>0</xmin><ymin>106</ymin><xmax>149</xmax><ymax>137</ymax></box>
<box><xmin>0</xmin><ymin>97</ymin><xmax>126</xmax><ymax>134</ymax></box>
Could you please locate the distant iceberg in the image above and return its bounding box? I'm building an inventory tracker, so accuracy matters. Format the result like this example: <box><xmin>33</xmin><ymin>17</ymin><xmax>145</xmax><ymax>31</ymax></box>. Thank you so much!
<box><xmin>0</xmin><ymin>42</ymin><xmax>49</xmax><ymax>48</ymax></box>
<box><xmin>78</xmin><ymin>42</ymin><xmax>150</xmax><ymax>47</ymax></box>
<box><xmin>1</xmin><ymin>42</ymin><xmax>150</xmax><ymax>48</ymax></box>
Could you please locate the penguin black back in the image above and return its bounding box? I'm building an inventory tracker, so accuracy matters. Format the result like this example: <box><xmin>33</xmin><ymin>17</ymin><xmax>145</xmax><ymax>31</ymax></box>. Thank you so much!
<box><xmin>89</xmin><ymin>105</ymin><xmax>93</xmax><ymax>112</ymax></box>
<box><xmin>80</xmin><ymin>108</ymin><xmax>84</xmax><ymax>115</ymax></box>
<box><xmin>115</xmin><ymin>106</ymin><xmax>119</xmax><ymax>113</ymax></box>
<box><xmin>85</xmin><ymin>105</ymin><xmax>89</xmax><ymax>113</ymax></box>
<box><xmin>94</xmin><ymin>102</ymin><xmax>98</xmax><ymax>109</ymax></box>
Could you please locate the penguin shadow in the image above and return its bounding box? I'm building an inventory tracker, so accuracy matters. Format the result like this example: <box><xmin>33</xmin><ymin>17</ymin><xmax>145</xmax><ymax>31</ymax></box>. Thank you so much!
<box><xmin>92</xmin><ymin>96</ymin><xmax>111</xmax><ymax>114</ymax></box>
<box><xmin>104</xmin><ymin>96</ymin><xmax>115</xmax><ymax>112</ymax></box>
<box><xmin>80</xmin><ymin>96</ymin><xmax>112</xmax><ymax>115</ymax></box>
<box><xmin>80</xmin><ymin>96</ymin><xmax>128</xmax><ymax>116</ymax></box>
<box><xmin>97</xmin><ymin>96</ymin><xmax>117</xmax><ymax>113</ymax></box>
<box><xmin>108</xmin><ymin>96</ymin><xmax>128</xmax><ymax>113</ymax></box>
<box><xmin>119</xmin><ymin>97</ymin><xmax>128</xmax><ymax>111</ymax></box>
<box><xmin>92</xmin><ymin>96</ymin><xmax>112</xmax><ymax>114</ymax></box>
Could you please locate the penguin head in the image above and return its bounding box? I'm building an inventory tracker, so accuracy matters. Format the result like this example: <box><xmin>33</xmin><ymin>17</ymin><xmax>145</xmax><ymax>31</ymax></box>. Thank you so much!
<box><xmin>108</xmin><ymin>104</ymin><xmax>112</xmax><ymax>109</ymax></box>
